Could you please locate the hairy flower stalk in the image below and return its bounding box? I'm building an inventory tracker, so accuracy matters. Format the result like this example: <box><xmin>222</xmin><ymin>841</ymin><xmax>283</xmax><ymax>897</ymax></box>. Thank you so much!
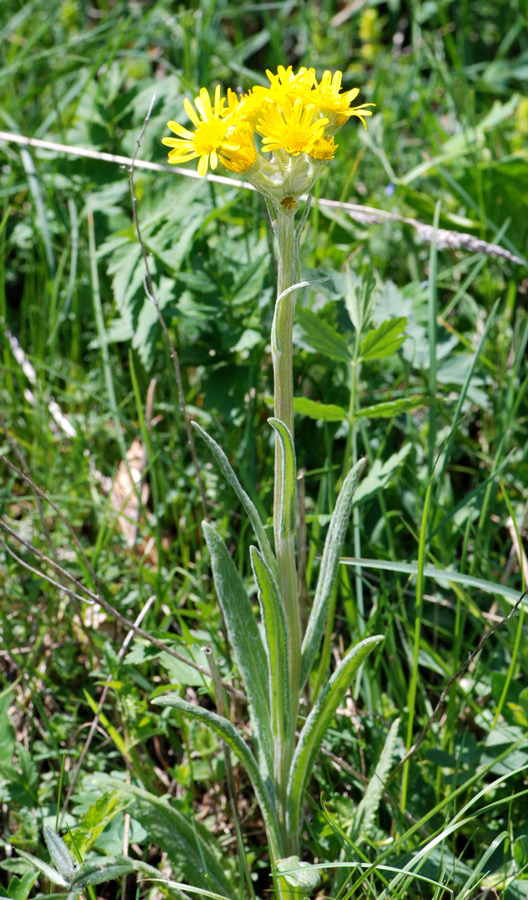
<box><xmin>162</xmin><ymin>65</ymin><xmax>376</xmax><ymax>898</ymax></box>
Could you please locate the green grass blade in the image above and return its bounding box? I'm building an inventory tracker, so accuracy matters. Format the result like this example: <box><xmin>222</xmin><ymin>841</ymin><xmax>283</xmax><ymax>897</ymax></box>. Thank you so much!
<box><xmin>301</xmin><ymin>459</ymin><xmax>366</xmax><ymax>690</ymax></box>
<box><xmin>193</xmin><ymin>422</ymin><xmax>277</xmax><ymax>576</ymax></box>
<box><xmin>340</xmin><ymin>557</ymin><xmax>523</xmax><ymax>605</ymax></box>
<box><xmin>202</xmin><ymin>522</ymin><xmax>273</xmax><ymax>775</ymax></box>
<box><xmin>287</xmin><ymin>635</ymin><xmax>383</xmax><ymax>838</ymax></box>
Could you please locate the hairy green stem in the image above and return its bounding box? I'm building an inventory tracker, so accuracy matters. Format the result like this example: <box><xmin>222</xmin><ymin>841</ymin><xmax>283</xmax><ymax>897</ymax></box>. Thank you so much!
<box><xmin>271</xmin><ymin>202</ymin><xmax>302</xmax><ymax>856</ymax></box>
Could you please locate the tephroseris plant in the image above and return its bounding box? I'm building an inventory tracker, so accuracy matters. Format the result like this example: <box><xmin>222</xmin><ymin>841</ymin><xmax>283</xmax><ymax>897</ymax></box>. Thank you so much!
<box><xmin>155</xmin><ymin>65</ymin><xmax>382</xmax><ymax>899</ymax></box>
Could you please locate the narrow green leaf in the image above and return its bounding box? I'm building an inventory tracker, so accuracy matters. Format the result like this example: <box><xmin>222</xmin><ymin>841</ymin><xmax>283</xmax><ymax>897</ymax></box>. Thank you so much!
<box><xmin>71</xmin><ymin>858</ymin><xmax>135</xmax><ymax>890</ymax></box>
<box><xmin>293</xmin><ymin>397</ymin><xmax>347</xmax><ymax>422</ymax></box>
<box><xmin>202</xmin><ymin>522</ymin><xmax>273</xmax><ymax>773</ymax></box>
<box><xmin>250</xmin><ymin>547</ymin><xmax>291</xmax><ymax>741</ymax></box>
<box><xmin>340</xmin><ymin>557</ymin><xmax>523</xmax><ymax>606</ymax></box>
<box><xmin>360</xmin><ymin>317</ymin><xmax>407</xmax><ymax>361</ymax></box>
<box><xmin>43</xmin><ymin>827</ymin><xmax>75</xmax><ymax>881</ymax></box>
<box><xmin>351</xmin><ymin>718</ymin><xmax>400</xmax><ymax>843</ymax></box>
<box><xmin>288</xmin><ymin>635</ymin><xmax>383</xmax><ymax>838</ymax></box>
<box><xmin>296</xmin><ymin>307</ymin><xmax>352</xmax><ymax>362</ymax></box>
<box><xmin>355</xmin><ymin>397</ymin><xmax>427</xmax><ymax>419</ymax></box>
<box><xmin>268</xmin><ymin>418</ymin><xmax>296</xmax><ymax>539</ymax></box>
<box><xmin>193</xmin><ymin>422</ymin><xmax>277</xmax><ymax>576</ymax></box>
<box><xmin>301</xmin><ymin>459</ymin><xmax>366</xmax><ymax>689</ymax></box>
<box><xmin>15</xmin><ymin>850</ymin><xmax>67</xmax><ymax>888</ymax></box>
<box><xmin>153</xmin><ymin>695</ymin><xmax>278</xmax><ymax>837</ymax></box>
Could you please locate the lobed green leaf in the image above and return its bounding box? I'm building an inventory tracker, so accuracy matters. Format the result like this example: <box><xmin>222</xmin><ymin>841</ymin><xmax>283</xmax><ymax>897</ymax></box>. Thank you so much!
<box><xmin>296</xmin><ymin>307</ymin><xmax>352</xmax><ymax>362</ymax></box>
<box><xmin>360</xmin><ymin>317</ymin><xmax>407</xmax><ymax>361</ymax></box>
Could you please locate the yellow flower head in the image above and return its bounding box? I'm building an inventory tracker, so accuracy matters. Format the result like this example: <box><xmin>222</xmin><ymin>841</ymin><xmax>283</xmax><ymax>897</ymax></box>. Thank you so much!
<box><xmin>219</xmin><ymin>123</ymin><xmax>258</xmax><ymax>173</ymax></box>
<box><xmin>265</xmin><ymin>65</ymin><xmax>315</xmax><ymax>103</ymax></box>
<box><xmin>257</xmin><ymin>97</ymin><xmax>328</xmax><ymax>156</ymax></box>
<box><xmin>162</xmin><ymin>85</ymin><xmax>229</xmax><ymax>176</ymax></box>
<box><xmin>308</xmin><ymin>135</ymin><xmax>337</xmax><ymax>161</ymax></box>
<box><xmin>306</xmin><ymin>69</ymin><xmax>375</xmax><ymax>129</ymax></box>
<box><xmin>224</xmin><ymin>87</ymin><xmax>273</xmax><ymax>129</ymax></box>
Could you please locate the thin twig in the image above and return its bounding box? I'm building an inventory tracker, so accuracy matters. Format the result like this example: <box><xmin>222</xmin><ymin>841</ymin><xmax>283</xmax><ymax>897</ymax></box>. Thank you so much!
<box><xmin>128</xmin><ymin>94</ymin><xmax>209</xmax><ymax>523</ymax></box>
<box><xmin>0</xmin><ymin>515</ymin><xmax>246</xmax><ymax>701</ymax></box>
<box><xmin>1</xmin><ymin>129</ymin><xmax>524</xmax><ymax>266</ymax></box>
<box><xmin>389</xmin><ymin>587</ymin><xmax>528</xmax><ymax>780</ymax></box>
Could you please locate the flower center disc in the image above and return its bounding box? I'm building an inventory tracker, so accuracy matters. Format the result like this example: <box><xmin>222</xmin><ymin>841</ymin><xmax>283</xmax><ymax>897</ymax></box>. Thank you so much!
<box><xmin>194</xmin><ymin>119</ymin><xmax>228</xmax><ymax>154</ymax></box>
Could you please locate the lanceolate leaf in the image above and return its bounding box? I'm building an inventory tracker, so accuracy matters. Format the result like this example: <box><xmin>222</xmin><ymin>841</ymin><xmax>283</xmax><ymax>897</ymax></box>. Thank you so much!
<box><xmin>15</xmin><ymin>851</ymin><xmax>67</xmax><ymax>888</ymax></box>
<box><xmin>43</xmin><ymin>828</ymin><xmax>75</xmax><ymax>881</ymax></box>
<box><xmin>293</xmin><ymin>397</ymin><xmax>347</xmax><ymax>422</ymax></box>
<box><xmin>296</xmin><ymin>307</ymin><xmax>352</xmax><ymax>362</ymax></box>
<box><xmin>202</xmin><ymin>522</ymin><xmax>273</xmax><ymax>774</ymax></box>
<box><xmin>250</xmin><ymin>547</ymin><xmax>291</xmax><ymax>741</ymax></box>
<box><xmin>71</xmin><ymin>858</ymin><xmax>135</xmax><ymax>890</ymax></box>
<box><xmin>360</xmin><ymin>317</ymin><xmax>407</xmax><ymax>361</ymax></box>
<box><xmin>153</xmin><ymin>695</ymin><xmax>279</xmax><ymax>840</ymax></box>
<box><xmin>287</xmin><ymin>635</ymin><xmax>384</xmax><ymax>838</ymax></box>
<box><xmin>268</xmin><ymin>418</ymin><xmax>296</xmax><ymax>539</ymax></box>
<box><xmin>351</xmin><ymin>718</ymin><xmax>401</xmax><ymax>843</ymax></box>
<box><xmin>301</xmin><ymin>459</ymin><xmax>366</xmax><ymax>689</ymax></box>
<box><xmin>192</xmin><ymin>422</ymin><xmax>277</xmax><ymax>577</ymax></box>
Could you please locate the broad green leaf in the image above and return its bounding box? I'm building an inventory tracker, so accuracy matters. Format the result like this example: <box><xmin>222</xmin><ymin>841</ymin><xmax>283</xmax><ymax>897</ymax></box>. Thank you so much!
<box><xmin>153</xmin><ymin>695</ymin><xmax>278</xmax><ymax>838</ymax></box>
<box><xmin>250</xmin><ymin>547</ymin><xmax>291</xmax><ymax>742</ymax></box>
<box><xmin>360</xmin><ymin>317</ymin><xmax>407</xmax><ymax>361</ymax></box>
<box><xmin>340</xmin><ymin>557</ymin><xmax>524</xmax><ymax>606</ymax></box>
<box><xmin>301</xmin><ymin>459</ymin><xmax>366</xmax><ymax>689</ymax></box>
<box><xmin>15</xmin><ymin>850</ymin><xmax>67</xmax><ymax>888</ymax></box>
<box><xmin>43</xmin><ymin>828</ymin><xmax>75</xmax><ymax>881</ymax></box>
<box><xmin>92</xmin><ymin>778</ymin><xmax>233</xmax><ymax>897</ymax></box>
<box><xmin>71</xmin><ymin>858</ymin><xmax>135</xmax><ymax>890</ymax></box>
<box><xmin>65</xmin><ymin>791</ymin><xmax>129</xmax><ymax>858</ymax></box>
<box><xmin>293</xmin><ymin>397</ymin><xmax>347</xmax><ymax>422</ymax></box>
<box><xmin>296</xmin><ymin>306</ymin><xmax>352</xmax><ymax>362</ymax></box>
<box><xmin>351</xmin><ymin>718</ymin><xmax>400</xmax><ymax>843</ymax></box>
<box><xmin>202</xmin><ymin>523</ymin><xmax>273</xmax><ymax>773</ymax></box>
<box><xmin>355</xmin><ymin>397</ymin><xmax>427</xmax><ymax>419</ymax></box>
<box><xmin>268</xmin><ymin>418</ymin><xmax>296</xmax><ymax>539</ymax></box>
<box><xmin>276</xmin><ymin>857</ymin><xmax>321</xmax><ymax>891</ymax></box>
<box><xmin>193</xmin><ymin>422</ymin><xmax>277</xmax><ymax>577</ymax></box>
<box><xmin>288</xmin><ymin>636</ymin><xmax>383</xmax><ymax>837</ymax></box>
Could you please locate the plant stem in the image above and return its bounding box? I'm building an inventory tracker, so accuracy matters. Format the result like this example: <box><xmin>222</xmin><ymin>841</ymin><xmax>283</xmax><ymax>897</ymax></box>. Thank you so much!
<box><xmin>271</xmin><ymin>201</ymin><xmax>302</xmax><ymax>851</ymax></box>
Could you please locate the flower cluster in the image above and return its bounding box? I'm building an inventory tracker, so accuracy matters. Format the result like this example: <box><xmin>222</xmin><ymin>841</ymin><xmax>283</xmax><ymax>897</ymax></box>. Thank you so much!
<box><xmin>162</xmin><ymin>66</ymin><xmax>374</xmax><ymax>203</ymax></box>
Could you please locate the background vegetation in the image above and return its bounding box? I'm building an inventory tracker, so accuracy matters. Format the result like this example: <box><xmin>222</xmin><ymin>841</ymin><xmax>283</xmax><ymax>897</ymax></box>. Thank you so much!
<box><xmin>1</xmin><ymin>0</ymin><xmax>528</xmax><ymax>897</ymax></box>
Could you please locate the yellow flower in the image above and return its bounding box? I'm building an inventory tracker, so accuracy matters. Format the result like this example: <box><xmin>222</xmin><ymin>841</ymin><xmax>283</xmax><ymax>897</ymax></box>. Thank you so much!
<box><xmin>224</xmin><ymin>87</ymin><xmax>272</xmax><ymax>128</ymax></box>
<box><xmin>257</xmin><ymin>97</ymin><xmax>328</xmax><ymax>156</ymax></box>
<box><xmin>162</xmin><ymin>85</ymin><xmax>229</xmax><ymax>176</ymax></box>
<box><xmin>307</xmin><ymin>69</ymin><xmax>375</xmax><ymax>129</ymax></box>
<box><xmin>219</xmin><ymin>124</ymin><xmax>258</xmax><ymax>173</ymax></box>
<box><xmin>308</xmin><ymin>135</ymin><xmax>337</xmax><ymax>160</ymax></box>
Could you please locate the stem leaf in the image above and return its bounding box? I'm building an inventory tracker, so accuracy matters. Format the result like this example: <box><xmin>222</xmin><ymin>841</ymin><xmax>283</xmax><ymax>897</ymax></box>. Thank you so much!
<box><xmin>268</xmin><ymin>418</ymin><xmax>296</xmax><ymax>539</ymax></box>
<box><xmin>360</xmin><ymin>317</ymin><xmax>407</xmax><ymax>361</ymax></box>
<box><xmin>301</xmin><ymin>458</ymin><xmax>366</xmax><ymax>689</ymax></box>
<box><xmin>293</xmin><ymin>397</ymin><xmax>347</xmax><ymax>422</ymax></box>
<box><xmin>250</xmin><ymin>547</ymin><xmax>291</xmax><ymax>741</ymax></box>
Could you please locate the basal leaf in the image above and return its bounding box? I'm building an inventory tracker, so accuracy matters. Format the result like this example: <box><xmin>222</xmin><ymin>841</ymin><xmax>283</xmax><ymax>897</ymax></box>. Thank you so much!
<box><xmin>153</xmin><ymin>695</ymin><xmax>278</xmax><ymax>838</ymax></box>
<box><xmin>202</xmin><ymin>523</ymin><xmax>273</xmax><ymax>774</ymax></box>
<box><xmin>288</xmin><ymin>635</ymin><xmax>384</xmax><ymax>838</ymax></box>
<box><xmin>193</xmin><ymin>423</ymin><xmax>277</xmax><ymax>577</ymax></box>
<box><xmin>43</xmin><ymin>828</ymin><xmax>75</xmax><ymax>881</ymax></box>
